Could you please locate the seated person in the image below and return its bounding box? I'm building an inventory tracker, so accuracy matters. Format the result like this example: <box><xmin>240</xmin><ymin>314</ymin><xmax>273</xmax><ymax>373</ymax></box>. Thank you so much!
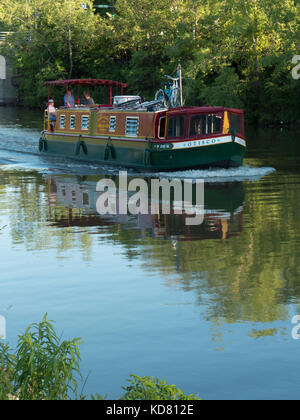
<box><xmin>194</xmin><ymin>120</ymin><xmax>202</xmax><ymax>135</ymax></box>
<box><xmin>82</xmin><ymin>90</ymin><xmax>95</xmax><ymax>106</ymax></box>
<box><xmin>64</xmin><ymin>88</ymin><xmax>75</xmax><ymax>108</ymax></box>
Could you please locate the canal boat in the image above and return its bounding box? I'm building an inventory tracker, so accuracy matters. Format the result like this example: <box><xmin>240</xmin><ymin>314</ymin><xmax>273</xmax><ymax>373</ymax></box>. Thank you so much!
<box><xmin>40</xmin><ymin>78</ymin><xmax>246</xmax><ymax>171</ymax></box>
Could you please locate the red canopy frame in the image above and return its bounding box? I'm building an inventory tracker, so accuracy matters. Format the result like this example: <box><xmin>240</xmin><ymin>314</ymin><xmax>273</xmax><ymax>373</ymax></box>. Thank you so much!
<box><xmin>45</xmin><ymin>79</ymin><xmax>127</xmax><ymax>106</ymax></box>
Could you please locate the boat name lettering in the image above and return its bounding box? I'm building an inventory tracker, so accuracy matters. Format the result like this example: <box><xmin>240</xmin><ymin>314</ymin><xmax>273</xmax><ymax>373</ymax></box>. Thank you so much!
<box><xmin>172</xmin><ymin>137</ymin><xmax>232</xmax><ymax>149</ymax></box>
<box><xmin>184</xmin><ymin>138</ymin><xmax>219</xmax><ymax>147</ymax></box>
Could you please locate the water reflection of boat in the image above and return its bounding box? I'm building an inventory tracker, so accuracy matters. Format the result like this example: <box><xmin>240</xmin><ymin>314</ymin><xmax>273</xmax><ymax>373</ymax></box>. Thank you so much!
<box><xmin>47</xmin><ymin>175</ymin><xmax>245</xmax><ymax>241</ymax></box>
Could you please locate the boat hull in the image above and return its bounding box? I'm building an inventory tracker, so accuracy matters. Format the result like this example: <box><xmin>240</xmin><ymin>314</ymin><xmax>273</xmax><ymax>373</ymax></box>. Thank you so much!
<box><xmin>41</xmin><ymin>133</ymin><xmax>246</xmax><ymax>171</ymax></box>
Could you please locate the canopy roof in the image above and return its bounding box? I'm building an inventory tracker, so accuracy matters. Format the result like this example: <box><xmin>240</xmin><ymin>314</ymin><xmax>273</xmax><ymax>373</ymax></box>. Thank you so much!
<box><xmin>45</xmin><ymin>79</ymin><xmax>127</xmax><ymax>89</ymax></box>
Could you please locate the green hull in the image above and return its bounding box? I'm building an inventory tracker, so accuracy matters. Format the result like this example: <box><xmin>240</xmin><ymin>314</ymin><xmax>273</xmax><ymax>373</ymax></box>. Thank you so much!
<box><xmin>40</xmin><ymin>134</ymin><xmax>245</xmax><ymax>171</ymax></box>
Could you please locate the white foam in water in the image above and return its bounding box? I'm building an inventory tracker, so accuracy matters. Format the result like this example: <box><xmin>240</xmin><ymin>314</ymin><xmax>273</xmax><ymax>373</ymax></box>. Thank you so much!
<box><xmin>0</xmin><ymin>127</ymin><xmax>275</xmax><ymax>180</ymax></box>
<box><xmin>150</xmin><ymin>166</ymin><xmax>276</xmax><ymax>183</ymax></box>
<box><xmin>0</xmin><ymin>154</ymin><xmax>275</xmax><ymax>181</ymax></box>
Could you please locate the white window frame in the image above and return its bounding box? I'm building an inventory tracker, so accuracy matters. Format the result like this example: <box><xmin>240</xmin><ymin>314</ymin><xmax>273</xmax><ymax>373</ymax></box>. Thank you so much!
<box><xmin>125</xmin><ymin>117</ymin><xmax>139</xmax><ymax>137</ymax></box>
<box><xmin>81</xmin><ymin>115</ymin><xmax>90</xmax><ymax>131</ymax></box>
<box><xmin>69</xmin><ymin>115</ymin><xmax>76</xmax><ymax>130</ymax></box>
<box><xmin>109</xmin><ymin>116</ymin><xmax>117</xmax><ymax>133</ymax></box>
<box><xmin>59</xmin><ymin>115</ymin><xmax>66</xmax><ymax>129</ymax></box>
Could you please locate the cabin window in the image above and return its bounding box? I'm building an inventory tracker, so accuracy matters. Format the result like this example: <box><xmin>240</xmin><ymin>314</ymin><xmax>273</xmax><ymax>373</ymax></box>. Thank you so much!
<box><xmin>70</xmin><ymin>115</ymin><xmax>76</xmax><ymax>130</ymax></box>
<box><xmin>81</xmin><ymin>115</ymin><xmax>90</xmax><ymax>130</ymax></box>
<box><xmin>126</xmin><ymin>117</ymin><xmax>139</xmax><ymax>136</ymax></box>
<box><xmin>189</xmin><ymin>114</ymin><xmax>222</xmax><ymax>137</ymax></box>
<box><xmin>59</xmin><ymin>115</ymin><xmax>66</xmax><ymax>129</ymax></box>
<box><xmin>228</xmin><ymin>112</ymin><xmax>243</xmax><ymax>135</ymax></box>
<box><xmin>109</xmin><ymin>116</ymin><xmax>116</xmax><ymax>132</ymax></box>
<box><xmin>167</xmin><ymin>116</ymin><xmax>186</xmax><ymax>138</ymax></box>
<box><xmin>158</xmin><ymin>117</ymin><xmax>166</xmax><ymax>139</ymax></box>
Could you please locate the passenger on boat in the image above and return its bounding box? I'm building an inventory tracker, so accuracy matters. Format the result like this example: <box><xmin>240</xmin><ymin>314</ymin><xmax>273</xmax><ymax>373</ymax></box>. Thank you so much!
<box><xmin>48</xmin><ymin>99</ymin><xmax>56</xmax><ymax>132</ymax></box>
<box><xmin>64</xmin><ymin>88</ymin><xmax>75</xmax><ymax>108</ymax></box>
<box><xmin>192</xmin><ymin>118</ymin><xmax>202</xmax><ymax>136</ymax></box>
<box><xmin>82</xmin><ymin>91</ymin><xmax>95</xmax><ymax>106</ymax></box>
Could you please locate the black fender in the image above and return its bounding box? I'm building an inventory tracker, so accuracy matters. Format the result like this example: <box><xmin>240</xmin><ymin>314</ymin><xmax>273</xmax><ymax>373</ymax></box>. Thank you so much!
<box><xmin>39</xmin><ymin>137</ymin><xmax>48</xmax><ymax>152</ymax></box>
<box><xmin>143</xmin><ymin>148</ymin><xmax>151</xmax><ymax>166</ymax></box>
<box><xmin>75</xmin><ymin>139</ymin><xmax>88</xmax><ymax>156</ymax></box>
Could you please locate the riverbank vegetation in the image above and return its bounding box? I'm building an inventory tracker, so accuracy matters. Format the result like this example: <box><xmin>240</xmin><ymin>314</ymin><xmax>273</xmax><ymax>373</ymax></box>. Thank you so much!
<box><xmin>0</xmin><ymin>315</ymin><xmax>200</xmax><ymax>400</ymax></box>
<box><xmin>1</xmin><ymin>0</ymin><xmax>300</xmax><ymax>124</ymax></box>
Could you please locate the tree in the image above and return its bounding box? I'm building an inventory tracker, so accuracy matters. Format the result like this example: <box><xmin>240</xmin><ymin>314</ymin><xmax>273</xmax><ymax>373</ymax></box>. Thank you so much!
<box><xmin>1</xmin><ymin>0</ymin><xmax>300</xmax><ymax>122</ymax></box>
<box><xmin>0</xmin><ymin>0</ymin><xmax>98</xmax><ymax>106</ymax></box>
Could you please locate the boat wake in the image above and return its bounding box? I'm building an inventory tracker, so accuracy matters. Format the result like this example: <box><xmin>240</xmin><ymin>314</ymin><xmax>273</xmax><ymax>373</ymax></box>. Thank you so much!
<box><xmin>150</xmin><ymin>166</ymin><xmax>276</xmax><ymax>183</ymax></box>
<box><xmin>0</xmin><ymin>127</ymin><xmax>39</xmax><ymax>155</ymax></box>
<box><xmin>0</xmin><ymin>126</ymin><xmax>275</xmax><ymax>181</ymax></box>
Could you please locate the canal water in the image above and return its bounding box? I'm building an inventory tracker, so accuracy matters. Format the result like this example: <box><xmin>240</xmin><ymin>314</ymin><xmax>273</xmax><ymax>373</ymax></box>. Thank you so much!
<box><xmin>0</xmin><ymin>106</ymin><xmax>300</xmax><ymax>400</ymax></box>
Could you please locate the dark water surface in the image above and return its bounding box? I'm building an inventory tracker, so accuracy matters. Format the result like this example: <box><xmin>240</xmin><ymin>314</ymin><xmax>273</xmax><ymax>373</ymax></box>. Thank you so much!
<box><xmin>0</xmin><ymin>106</ymin><xmax>300</xmax><ymax>400</ymax></box>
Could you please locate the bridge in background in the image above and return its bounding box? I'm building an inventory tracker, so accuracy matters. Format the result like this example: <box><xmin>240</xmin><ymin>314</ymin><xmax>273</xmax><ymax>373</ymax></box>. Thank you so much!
<box><xmin>0</xmin><ymin>32</ymin><xmax>18</xmax><ymax>105</ymax></box>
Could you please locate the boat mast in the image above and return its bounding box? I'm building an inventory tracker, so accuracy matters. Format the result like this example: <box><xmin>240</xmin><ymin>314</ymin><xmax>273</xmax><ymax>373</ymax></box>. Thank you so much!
<box><xmin>178</xmin><ymin>62</ymin><xmax>183</xmax><ymax>107</ymax></box>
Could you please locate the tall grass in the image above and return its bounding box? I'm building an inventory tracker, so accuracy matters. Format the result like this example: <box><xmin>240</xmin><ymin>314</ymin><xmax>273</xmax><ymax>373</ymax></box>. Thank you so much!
<box><xmin>0</xmin><ymin>314</ymin><xmax>82</xmax><ymax>400</ymax></box>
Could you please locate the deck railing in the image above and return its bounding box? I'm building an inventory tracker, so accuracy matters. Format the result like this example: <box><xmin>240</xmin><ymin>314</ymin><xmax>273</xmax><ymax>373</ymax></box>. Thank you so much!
<box><xmin>44</xmin><ymin>110</ymin><xmax>51</xmax><ymax>132</ymax></box>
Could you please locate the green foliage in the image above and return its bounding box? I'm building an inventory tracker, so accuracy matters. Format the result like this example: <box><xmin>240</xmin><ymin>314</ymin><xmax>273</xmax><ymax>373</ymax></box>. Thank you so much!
<box><xmin>0</xmin><ymin>314</ymin><xmax>82</xmax><ymax>400</ymax></box>
<box><xmin>0</xmin><ymin>315</ymin><xmax>200</xmax><ymax>400</ymax></box>
<box><xmin>13</xmin><ymin>314</ymin><xmax>82</xmax><ymax>400</ymax></box>
<box><xmin>201</xmin><ymin>67</ymin><xmax>244</xmax><ymax>109</ymax></box>
<box><xmin>0</xmin><ymin>343</ymin><xmax>14</xmax><ymax>400</ymax></box>
<box><xmin>91</xmin><ymin>393</ymin><xmax>106</xmax><ymax>400</ymax></box>
<box><xmin>1</xmin><ymin>0</ymin><xmax>300</xmax><ymax>122</ymax></box>
<box><xmin>121</xmin><ymin>375</ymin><xmax>201</xmax><ymax>400</ymax></box>
<box><xmin>0</xmin><ymin>0</ymin><xmax>97</xmax><ymax>106</ymax></box>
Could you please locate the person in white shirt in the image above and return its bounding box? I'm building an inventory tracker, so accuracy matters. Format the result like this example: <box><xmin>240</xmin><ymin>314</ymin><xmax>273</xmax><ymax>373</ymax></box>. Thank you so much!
<box><xmin>48</xmin><ymin>99</ymin><xmax>56</xmax><ymax>131</ymax></box>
